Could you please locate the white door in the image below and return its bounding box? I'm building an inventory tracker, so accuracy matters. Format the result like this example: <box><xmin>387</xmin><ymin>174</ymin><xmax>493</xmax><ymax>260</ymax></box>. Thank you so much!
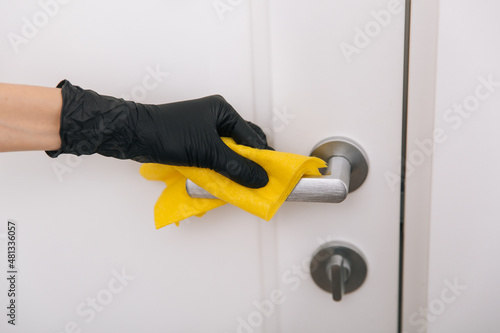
<box><xmin>0</xmin><ymin>0</ymin><xmax>405</xmax><ymax>332</ymax></box>
<box><xmin>265</xmin><ymin>0</ymin><xmax>405</xmax><ymax>332</ymax></box>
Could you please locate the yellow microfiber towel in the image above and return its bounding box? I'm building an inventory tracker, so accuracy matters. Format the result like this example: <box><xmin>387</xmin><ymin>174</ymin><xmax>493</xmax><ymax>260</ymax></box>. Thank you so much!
<box><xmin>140</xmin><ymin>137</ymin><xmax>326</xmax><ymax>228</ymax></box>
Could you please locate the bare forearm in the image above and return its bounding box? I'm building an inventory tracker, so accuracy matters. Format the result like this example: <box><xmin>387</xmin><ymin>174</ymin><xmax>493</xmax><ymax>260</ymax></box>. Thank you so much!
<box><xmin>0</xmin><ymin>83</ymin><xmax>62</xmax><ymax>152</ymax></box>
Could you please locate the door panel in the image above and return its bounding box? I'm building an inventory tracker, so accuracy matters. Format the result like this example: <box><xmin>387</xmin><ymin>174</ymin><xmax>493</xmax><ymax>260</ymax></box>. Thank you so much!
<box><xmin>269</xmin><ymin>0</ymin><xmax>404</xmax><ymax>331</ymax></box>
<box><xmin>0</xmin><ymin>1</ymin><xmax>263</xmax><ymax>332</ymax></box>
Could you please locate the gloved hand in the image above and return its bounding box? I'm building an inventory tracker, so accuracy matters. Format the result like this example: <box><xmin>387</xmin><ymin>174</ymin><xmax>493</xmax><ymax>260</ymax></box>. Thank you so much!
<box><xmin>45</xmin><ymin>80</ymin><xmax>273</xmax><ymax>188</ymax></box>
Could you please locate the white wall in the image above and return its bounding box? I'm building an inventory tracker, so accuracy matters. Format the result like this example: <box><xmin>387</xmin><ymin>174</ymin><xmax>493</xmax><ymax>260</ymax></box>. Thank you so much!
<box><xmin>427</xmin><ymin>1</ymin><xmax>500</xmax><ymax>332</ymax></box>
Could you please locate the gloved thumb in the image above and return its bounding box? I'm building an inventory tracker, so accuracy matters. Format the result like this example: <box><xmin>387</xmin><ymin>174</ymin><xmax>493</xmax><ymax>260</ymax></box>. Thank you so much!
<box><xmin>211</xmin><ymin>140</ymin><xmax>269</xmax><ymax>189</ymax></box>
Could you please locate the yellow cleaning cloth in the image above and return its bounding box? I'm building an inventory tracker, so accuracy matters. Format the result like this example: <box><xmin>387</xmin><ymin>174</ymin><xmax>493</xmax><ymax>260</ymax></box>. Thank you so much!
<box><xmin>140</xmin><ymin>137</ymin><xmax>326</xmax><ymax>228</ymax></box>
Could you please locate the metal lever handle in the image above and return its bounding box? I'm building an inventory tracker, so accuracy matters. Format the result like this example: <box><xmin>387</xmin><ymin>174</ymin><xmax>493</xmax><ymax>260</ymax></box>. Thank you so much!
<box><xmin>185</xmin><ymin>137</ymin><xmax>368</xmax><ymax>203</ymax></box>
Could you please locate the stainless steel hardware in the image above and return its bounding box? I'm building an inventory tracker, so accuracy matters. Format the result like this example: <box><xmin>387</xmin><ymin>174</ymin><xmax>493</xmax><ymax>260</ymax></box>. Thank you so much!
<box><xmin>310</xmin><ymin>241</ymin><xmax>367</xmax><ymax>302</ymax></box>
<box><xmin>185</xmin><ymin>136</ymin><xmax>369</xmax><ymax>203</ymax></box>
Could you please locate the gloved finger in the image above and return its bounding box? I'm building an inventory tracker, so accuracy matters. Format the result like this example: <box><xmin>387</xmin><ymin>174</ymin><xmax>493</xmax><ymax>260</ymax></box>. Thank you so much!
<box><xmin>221</xmin><ymin>116</ymin><xmax>270</xmax><ymax>150</ymax></box>
<box><xmin>214</xmin><ymin>98</ymin><xmax>272</xmax><ymax>150</ymax></box>
<box><xmin>246</xmin><ymin>121</ymin><xmax>275</xmax><ymax>151</ymax></box>
<box><xmin>211</xmin><ymin>139</ymin><xmax>269</xmax><ymax>188</ymax></box>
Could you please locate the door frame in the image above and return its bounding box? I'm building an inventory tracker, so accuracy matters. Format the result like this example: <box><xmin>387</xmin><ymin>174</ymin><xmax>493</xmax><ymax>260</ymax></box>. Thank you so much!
<box><xmin>401</xmin><ymin>0</ymin><xmax>440</xmax><ymax>332</ymax></box>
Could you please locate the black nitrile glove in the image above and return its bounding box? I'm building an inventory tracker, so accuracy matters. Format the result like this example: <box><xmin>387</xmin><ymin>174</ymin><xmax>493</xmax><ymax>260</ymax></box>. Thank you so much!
<box><xmin>45</xmin><ymin>80</ymin><xmax>273</xmax><ymax>188</ymax></box>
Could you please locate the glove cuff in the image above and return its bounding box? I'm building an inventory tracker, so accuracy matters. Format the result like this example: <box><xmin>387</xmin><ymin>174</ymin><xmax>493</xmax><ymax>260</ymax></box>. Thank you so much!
<box><xmin>45</xmin><ymin>80</ymin><xmax>148</xmax><ymax>161</ymax></box>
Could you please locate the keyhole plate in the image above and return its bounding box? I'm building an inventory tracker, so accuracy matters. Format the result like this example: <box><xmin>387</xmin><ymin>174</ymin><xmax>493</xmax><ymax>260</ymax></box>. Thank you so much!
<box><xmin>310</xmin><ymin>241</ymin><xmax>368</xmax><ymax>295</ymax></box>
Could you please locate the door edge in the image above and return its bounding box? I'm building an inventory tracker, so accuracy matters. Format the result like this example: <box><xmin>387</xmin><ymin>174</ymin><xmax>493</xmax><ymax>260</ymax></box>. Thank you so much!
<box><xmin>401</xmin><ymin>0</ymin><xmax>440</xmax><ymax>332</ymax></box>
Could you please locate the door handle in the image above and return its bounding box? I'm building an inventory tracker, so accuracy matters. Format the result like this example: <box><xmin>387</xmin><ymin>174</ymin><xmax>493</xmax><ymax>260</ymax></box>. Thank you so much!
<box><xmin>310</xmin><ymin>241</ymin><xmax>367</xmax><ymax>302</ymax></box>
<box><xmin>186</xmin><ymin>137</ymin><xmax>369</xmax><ymax>203</ymax></box>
